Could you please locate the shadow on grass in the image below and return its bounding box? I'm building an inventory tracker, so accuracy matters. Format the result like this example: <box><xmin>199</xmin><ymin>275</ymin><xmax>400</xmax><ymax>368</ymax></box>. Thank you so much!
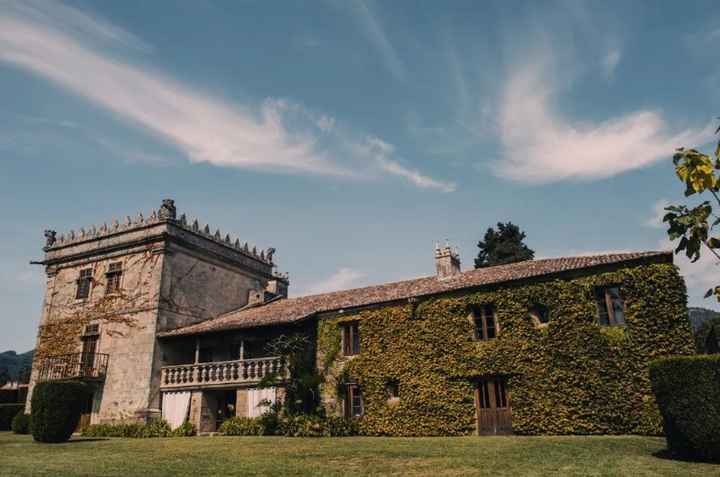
<box><xmin>652</xmin><ymin>449</ymin><xmax>719</xmax><ymax>465</ymax></box>
<box><xmin>32</xmin><ymin>438</ymin><xmax>110</xmax><ymax>444</ymax></box>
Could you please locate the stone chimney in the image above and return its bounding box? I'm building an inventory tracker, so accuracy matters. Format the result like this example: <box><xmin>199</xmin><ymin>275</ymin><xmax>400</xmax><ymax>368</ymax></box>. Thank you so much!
<box><xmin>435</xmin><ymin>241</ymin><xmax>461</xmax><ymax>279</ymax></box>
<box><xmin>265</xmin><ymin>278</ymin><xmax>288</xmax><ymax>298</ymax></box>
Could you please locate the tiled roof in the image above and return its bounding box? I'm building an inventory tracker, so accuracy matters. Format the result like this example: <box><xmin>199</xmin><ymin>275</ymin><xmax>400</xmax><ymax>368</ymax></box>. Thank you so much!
<box><xmin>158</xmin><ymin>251</ymin><xmax>671</xmax><ymax>337</ymax></box>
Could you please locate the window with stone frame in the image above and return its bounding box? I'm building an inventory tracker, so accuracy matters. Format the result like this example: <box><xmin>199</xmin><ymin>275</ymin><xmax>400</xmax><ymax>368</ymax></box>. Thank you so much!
<box><xmin>385</xmin><ymin>379</ymin><xmax>400</xmax><ymax>401</ymax></box>
<box><xmin>75</xmin><ymin>268</ymin><xmax>93</xmax><ymax>299</ymax></box>
<box><xmin>344</xmin><ymin>384</ymin><xmax>363</xmax><ymax>418</ymax></box>
<box><xmin>529</xmin><ymin>303</ymin><xmax>550</xmax><ymax>327</ymax></box>
<box><xmin>105</xmin><ymin>262</ymin><xmax>123</xmax><ymax>295</ymax></box>
<box><xmin>341</xmin><ymin>321</ymin><xmax>360</xmax><ymax>356</ymax></box>
<box><xmin>594</xmin><ymin>286</ymin><xmax>626</xmax><ymax>326</ymax></box>
<box><xmin>471</xmin><ymin>304</ymin><xmax>498</xmax><ymax>341</ymax></box>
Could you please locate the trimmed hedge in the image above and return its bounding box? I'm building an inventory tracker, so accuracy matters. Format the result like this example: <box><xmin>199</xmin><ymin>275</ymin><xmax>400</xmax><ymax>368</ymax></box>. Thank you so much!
<box><xmin>0</xmin><ymin>403</ymin><xmax>24</xmax><ymax>431</ymax></box>
<box><xmin>318</xmin><ymin>262</ymin><xmax>695</xmax><ymax>436</ymax></box>
<box><xmin>31</xmin><ymin>381</ymin><xmax>90</xmax><ymax>443</ymax></box>
<box><xmin>219</xmin><ymin>415</ymin><xmax>358</xmax><ymax>437</ymax></box>
<box><xmin>81</xmin><ymin>419</ymin><xmax>195</xmax><ymax>438</ymax></box>
<box><xmin>11</xmin><ymin>412</ymin><xmax>31</xmax><ymax>434</ymax></box>
<box><xmin>649</xmin><ymin>355</ymin><xmax>720</xmax><ymax>462</ymax></box>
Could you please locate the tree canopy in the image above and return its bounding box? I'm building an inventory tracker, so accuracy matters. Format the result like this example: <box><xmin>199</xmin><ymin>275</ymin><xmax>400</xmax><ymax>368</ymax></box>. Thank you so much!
<box><xmin>474</xmin><ymin>222</ymin><xmax>534</xmax><ymax>269</ymax></box>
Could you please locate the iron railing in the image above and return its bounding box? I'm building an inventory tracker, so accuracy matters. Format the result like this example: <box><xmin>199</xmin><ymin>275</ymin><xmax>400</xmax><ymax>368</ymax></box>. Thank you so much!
<box><xmin>36</xmin><ymin>352</ymin><xmax>109</xmax><ymax>382</ymax></box>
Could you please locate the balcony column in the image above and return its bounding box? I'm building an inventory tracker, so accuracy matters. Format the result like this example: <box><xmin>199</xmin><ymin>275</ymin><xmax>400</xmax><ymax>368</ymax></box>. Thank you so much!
<box><xmin>239</xmin><ymin>340</ymin><xmax>245</xmax><ymax>361</ymax></box>
<box><xmin>194</xmin><ymin>338</ymin><xmax>200</xmax><ymax>364</ymax></box>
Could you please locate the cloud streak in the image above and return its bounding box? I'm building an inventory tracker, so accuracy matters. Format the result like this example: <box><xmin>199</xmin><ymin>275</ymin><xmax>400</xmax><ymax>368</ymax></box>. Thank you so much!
<box><xmin>493</xmin><ymin>60</ymin><xmax>714</xmax><ymax>184</ymax></box>
<box><xmin>0</xmin><ymin>1</ymin><xmax>452</xmax><ymax>190</ymax></box>
<box><xmin>336</xmin><ymin>0</ymin><xmax>405</xmax><ymax>80</ymax></box>
<box><xmin>302</xmin><ymin>268</ymin><xmax>366</xmax><ymax>295</ymax></box>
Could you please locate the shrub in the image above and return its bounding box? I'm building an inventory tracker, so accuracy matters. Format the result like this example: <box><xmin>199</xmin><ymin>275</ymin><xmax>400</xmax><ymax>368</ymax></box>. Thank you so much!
<box><xmin>31</xmin><ymin>381</ymin><xmax>90</xmax><ymax>443</ymax></box>
<box><xmin>323</xmin><ymin>416</ymin><xmax>359</xmax><ymax>437</ymax></box>
<box><xmin>11</xmin><ymin>412</ymin><xmax>31</xmax><ymax>434</ymax></box>
<box><xmin>649</xmin><ymin>355</ymin><xmax>720</xmax><ymax>462</ymax></box>
<box><xmin>279</xmin><ymin>414</ymin><xmax>325</xmax><ymax>437</ymax></box>
<box><xmin>0</xmin><ymin>403</ymin><xmax>24</xmax><ymax>431</ymax></box>
<box><xmin>81</xmin><ymin>419</ymin><xmax>195</xmax><ymax>438</ymax></box>
<box><xmin>218</xmin><ymin>416</ymin><xmax>263</xmax><ymax>436</ymax></box>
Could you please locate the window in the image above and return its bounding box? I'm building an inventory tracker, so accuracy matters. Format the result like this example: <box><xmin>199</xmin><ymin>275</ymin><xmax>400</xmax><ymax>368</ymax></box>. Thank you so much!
<box><xmin>529</xmin><ymin>304</ymin><xmax>550</xmax><ymax>327</ymax></box>
<box><xmin>344</xmin><ymin>384</ymin><xmax>363</xmax><ymax>418</ymax></box>
<box><xmin>105</xmin><ymin>262</ymin><xmax>123</xmax><ymax>295</ymax></box>
<box><xmin>75</xmin><ymin>268</ymin><xmax>93</xmax><ymax>299</ymax></box>
<box><xmin>594</xmin><ymin>286</ymin><xmax>626</xmax><ymax>326</ymax></box>
<box><xmin>385</xmin><ymin>380</ymin><xmax>400</xmax><ymax>400</ymax></box>
<box><xmin>477</xmin><ymin>377</ymin><xmax>508</xmax><ymax>409</ymax></box>
<box><xmin>341</xmin><ymin>322</ymin><xmax>360</xmax><ymax>356</ymax></box>
<box><xmin>471</xmin><ymin>304</ymin><xmax>498</xmax><ymax>341</ymax></box>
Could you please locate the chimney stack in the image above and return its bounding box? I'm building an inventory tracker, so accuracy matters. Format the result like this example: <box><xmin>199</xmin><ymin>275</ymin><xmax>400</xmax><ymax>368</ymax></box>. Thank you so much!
<box><xmin>435</xmin><ymin>241</ymin><xmax>461</xmax><ymax>279</ymax></box>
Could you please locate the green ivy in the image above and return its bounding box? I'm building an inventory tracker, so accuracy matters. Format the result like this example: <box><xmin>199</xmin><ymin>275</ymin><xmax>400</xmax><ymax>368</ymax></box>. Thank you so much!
<box><xmin>317</xmin><ymin>263</ymin><xmax>694</xmax><ymax>436</ymax></box>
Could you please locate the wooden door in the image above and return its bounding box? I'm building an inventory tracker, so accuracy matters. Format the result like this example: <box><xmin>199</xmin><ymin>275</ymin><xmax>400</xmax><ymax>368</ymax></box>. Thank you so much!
<box><xmin>475</xmin><ymin>377</ymin><xmax>512</xmax><ymax>435</ymax></box>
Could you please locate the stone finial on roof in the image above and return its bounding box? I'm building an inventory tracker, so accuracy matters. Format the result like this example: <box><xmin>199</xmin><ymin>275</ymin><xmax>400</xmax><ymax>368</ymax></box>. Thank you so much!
<box><xmin>266</xmin><ymin>247</ymin><xmax>276</xmax><ymax>263</ymax></box>
<box><xmin>158</xmin><ymin>199</ymin><xmax>176</xmax><ymax>220</ymax></box>
<box><xmin>44</xmin><ymin>230</ymin><xmax>56</xmax><ymax>248</ymax></box>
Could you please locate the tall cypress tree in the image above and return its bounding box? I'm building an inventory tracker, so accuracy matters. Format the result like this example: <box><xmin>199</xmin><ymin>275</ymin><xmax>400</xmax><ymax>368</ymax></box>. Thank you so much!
<box><xmin>474</xmin><ymin>222</ymin><xmax>534</xmax><ymax>269</ymax></box>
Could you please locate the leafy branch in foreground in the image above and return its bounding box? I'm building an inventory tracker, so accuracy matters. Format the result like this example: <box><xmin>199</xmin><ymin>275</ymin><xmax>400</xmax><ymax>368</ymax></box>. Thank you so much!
<box><xmin>664</xmin><ymin>121</ymin><xmax>720</xmax><ymax>300</ymax></box>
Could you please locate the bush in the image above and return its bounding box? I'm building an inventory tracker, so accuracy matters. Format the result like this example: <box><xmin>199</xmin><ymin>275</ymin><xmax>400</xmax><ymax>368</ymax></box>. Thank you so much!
<box><xmin>649</xmin><ymin>355</ymin><xmax>720</xmax><ymax>462</ymax></box>
<box><xmin>218</xmin><ymin>417</ymin><xmax>263</xmax><ymax>436</ymax></box>
<box><xmin>31</xmin><ymin>381</ymin><xmax>90</xmax><ymax>443</ymax></box>
<box><xmin>219</xmin><ymin>414</ymin><xmax>358</xmax><ymax>437</ymax></box>
<box><xmin>279</xmin><ymin>414</ymin><xmax>326</xmax><ymax>437</ymax></box>
<box><xmin>11</xmin><ymin>412</ymin><xmax>31</xmax><ymax>434</ymax></box>
<box><xmin>80</xmin><ymin>419</ymin><xmax>195</xmax><ymax>438</ymax></box>
<box><xmin>0</xmin><ymin>403</ymin><xmax>24</xmax><ymax>431</ymax></box>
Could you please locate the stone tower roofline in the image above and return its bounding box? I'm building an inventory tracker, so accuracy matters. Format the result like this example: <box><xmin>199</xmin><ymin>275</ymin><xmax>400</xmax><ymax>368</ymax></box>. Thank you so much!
<box><xmin>40</xmin><ymin>198</ymin><xmax>278</xmax><ymax>269</ymax></box>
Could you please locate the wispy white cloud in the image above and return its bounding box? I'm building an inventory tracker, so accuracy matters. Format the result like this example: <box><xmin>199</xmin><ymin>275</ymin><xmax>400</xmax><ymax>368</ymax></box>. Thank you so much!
<box><xmin>0</xmin><ymin>0</ymin><xmax>452</xmax><ymax>191</ymax></box>
<box><xmin>362</xmin><ymin>137</ymin><xmax>457</xmax><ymax>192</ymax></box>
<box><xmin>493</xmin><ymin>58</ymin><xmax>714</xmax><ymax>184</ymax></box>
<box><xmin>302</xmin><ymin>268</ymin><xmax>366</xmax><ymax>295</ymax></box>
<box><xmin>644</xmin><ymin>199</ymin><xmax>670</xmax><ymax>229</ymax></box>
<box><xmin>602</xmin><ymin>48</ymin><xmax>621</xmax><ymax>78</ymax></box>
<box><xmin>333</xmin><ymin>0</ymin><xmax>405</xmax><ymax>80</ymax></box>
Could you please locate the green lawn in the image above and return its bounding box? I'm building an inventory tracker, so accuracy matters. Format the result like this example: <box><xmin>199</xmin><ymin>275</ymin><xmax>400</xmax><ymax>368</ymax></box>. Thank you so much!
<box><xmin>0</xmin><ymin>432</ymin><xmax>717</xmax><ymax>477</ymax></box>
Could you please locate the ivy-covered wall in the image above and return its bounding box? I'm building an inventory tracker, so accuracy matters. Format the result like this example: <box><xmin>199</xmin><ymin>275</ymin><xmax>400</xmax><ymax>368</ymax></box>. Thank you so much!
<box><xmin>317</xmin><ymin>262</ymin><xmax>694</xmax><ymax>436</ymax></box>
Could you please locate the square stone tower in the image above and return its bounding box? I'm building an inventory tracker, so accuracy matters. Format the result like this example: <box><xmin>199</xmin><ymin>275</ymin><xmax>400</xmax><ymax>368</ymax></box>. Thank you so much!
<box><xmin>27</xmin><ymin>199</ymin><xmax>287</xmax><ymax>423</ymax></box>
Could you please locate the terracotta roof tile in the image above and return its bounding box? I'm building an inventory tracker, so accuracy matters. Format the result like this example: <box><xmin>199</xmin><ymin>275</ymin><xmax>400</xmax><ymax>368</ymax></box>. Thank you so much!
<box><xmin>158</xmin><ymin>251</ymin><xmax>671</xmax><ymax>337</ymax></box>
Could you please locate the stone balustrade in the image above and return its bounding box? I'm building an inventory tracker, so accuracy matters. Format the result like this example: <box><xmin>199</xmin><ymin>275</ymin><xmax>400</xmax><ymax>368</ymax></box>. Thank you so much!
<box><xmin>160</xmin><ymin>356</ymin><xmax>286</xmax><ymax>390</ymax></box>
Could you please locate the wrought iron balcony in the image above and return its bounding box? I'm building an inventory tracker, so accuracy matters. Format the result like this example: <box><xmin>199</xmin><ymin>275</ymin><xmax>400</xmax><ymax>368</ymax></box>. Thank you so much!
<box><xmin>160</xmin><ymin>356</ymin><xmax>286</xmax><ymax>390</ymax></box>
<box><xmin>37</xmin><ymin>352</ymin><xmax>109</xmax><ymax>382</ymax></box>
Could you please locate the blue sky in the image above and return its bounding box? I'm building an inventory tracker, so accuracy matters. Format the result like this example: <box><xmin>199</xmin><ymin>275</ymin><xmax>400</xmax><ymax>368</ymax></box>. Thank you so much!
<box><xmin>1</xmin><ymin>0</ymin><xmax>718</xmax><ymax>351</ymax></box>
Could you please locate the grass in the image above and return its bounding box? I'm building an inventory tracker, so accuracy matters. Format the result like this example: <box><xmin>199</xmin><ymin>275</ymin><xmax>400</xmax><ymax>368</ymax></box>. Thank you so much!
<box><xmin>0</xmin><ymin>432</ymin><xmax>718</xmax><ymax>477</ymax></box>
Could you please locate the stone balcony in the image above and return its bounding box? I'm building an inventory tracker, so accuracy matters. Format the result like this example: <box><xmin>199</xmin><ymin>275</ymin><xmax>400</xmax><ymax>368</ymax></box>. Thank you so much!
<box><xmin>160</xmin><ymin>356</ymin><xmax>286</xmax><ymax>390</ymax></box>
<box><xmin>36</xmin><ymin>352</ymin><xmax>109</xmax><ymax>382</ymax></box>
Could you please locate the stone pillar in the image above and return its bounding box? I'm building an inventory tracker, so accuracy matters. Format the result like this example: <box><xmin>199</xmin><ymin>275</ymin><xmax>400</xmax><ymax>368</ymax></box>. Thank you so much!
<box><xmin>189</xmin><ymin>391</ymin><xmax>203</xmax><ymax>430</ymax></box>
<box><xmin>236</xmin><ymin>388</ymin><xmax>249</xmax><ymax>418</ymax></box>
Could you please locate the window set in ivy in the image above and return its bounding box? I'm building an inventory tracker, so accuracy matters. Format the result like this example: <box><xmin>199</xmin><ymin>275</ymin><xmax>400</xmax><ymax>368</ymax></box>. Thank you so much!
<box><xmin>75</xmin><ymin>268</ymin><xmax>93</xmax><ymax>299</ymax></box>
<box><xmin>344</xmin><ymin>384</ymin><xmax>363</xmax><ymax>418</ymax></box>
<box><xmin>105</xmin><ymin>262</ymin><xmax>123</xmax><ymax>295</ymax></box>
<box><xmin>341</xmin><ymin>321</ymin><xmax>360</xmax><ymax>356</ymax></box>
<box><xmin>594</xmin><ymin>286</ymin><xmax>626</xmax><ymax>326</ymax></box>
<box><xmin>472</xmin><ymin>304</ymin><xmax>497</xmax><ymax>341</ymax></box>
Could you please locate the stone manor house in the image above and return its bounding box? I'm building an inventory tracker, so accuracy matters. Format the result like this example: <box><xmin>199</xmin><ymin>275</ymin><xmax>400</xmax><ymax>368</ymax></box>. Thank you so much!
<box><xmin>26</xmin><ymin>199</ymin><xmax>694</xmax><ymax>436</ymax></box>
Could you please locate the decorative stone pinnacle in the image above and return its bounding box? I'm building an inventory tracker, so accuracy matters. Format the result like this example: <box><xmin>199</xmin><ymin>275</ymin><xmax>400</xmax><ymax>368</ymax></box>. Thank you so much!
<box><xmin>44</xmin><ymin>230</ymin><xmax>57</xmax><ymax>248</ymax></box>
<box><xmin>158</xmin><ymin>199</ymin><xmax>176</xmax><ymax>220</ymax></box>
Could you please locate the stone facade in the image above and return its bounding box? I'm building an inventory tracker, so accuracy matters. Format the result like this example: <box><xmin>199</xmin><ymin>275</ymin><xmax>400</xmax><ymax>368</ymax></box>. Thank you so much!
<box><xmin>27</xmin><ymin>200</ymin><xmax>287</xmax><ymax>426</ymax></box>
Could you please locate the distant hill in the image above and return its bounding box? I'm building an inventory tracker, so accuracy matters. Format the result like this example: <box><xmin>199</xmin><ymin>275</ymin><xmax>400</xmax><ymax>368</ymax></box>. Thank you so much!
<box><xmin>0</xmin><ymin>350</ymin><xmax>33</xmax><ymax>381</ymax></box>
<box><xmin>688</xmin><ymin>307</ymin><xmax>720</xmax><ymax>332</ymax></box>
